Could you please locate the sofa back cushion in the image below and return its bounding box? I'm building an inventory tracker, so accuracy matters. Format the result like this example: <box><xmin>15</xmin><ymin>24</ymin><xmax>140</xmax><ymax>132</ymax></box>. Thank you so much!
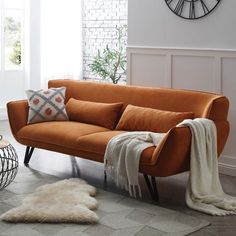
<box><xmin>116</xmin><ymin>105</ymin><xmax>194</xmax><ymax>133</ymax></box>
<box><xmin>66</xmin><ymin>98</ymin><xmax>123</xmax><ymax>130</ymax></box>
<box><xmin>48</xmin><ymin>80</ymin><xmax>229</xmax><ymax>121</ymax></box>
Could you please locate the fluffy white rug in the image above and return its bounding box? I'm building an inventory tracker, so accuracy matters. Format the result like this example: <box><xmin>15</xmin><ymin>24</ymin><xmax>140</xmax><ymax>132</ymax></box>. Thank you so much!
<box><xmin>0</xmin><ymin>178</ymin><xmax>99</xmax><ymax>224</ymax></box>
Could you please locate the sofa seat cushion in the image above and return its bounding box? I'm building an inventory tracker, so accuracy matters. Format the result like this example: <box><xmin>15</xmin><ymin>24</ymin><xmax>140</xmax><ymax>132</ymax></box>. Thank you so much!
<box><xmin>17</xmin><ymin>121</ymin><xmax>109</xmax><ymax>149</ymax></box>
<box><xmin>77</xmin><ymin>131</ymin><xmax>156</xmax><ymax>165</ymax></box>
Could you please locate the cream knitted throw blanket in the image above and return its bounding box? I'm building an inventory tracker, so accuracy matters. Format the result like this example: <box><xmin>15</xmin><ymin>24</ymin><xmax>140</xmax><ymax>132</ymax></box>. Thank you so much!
<box><xmin>178</xmin><ymin>118</ymin><xmax>236</xmax><ymax>216</ymax></box>
<box><xmin>105</xmin><ymin>118</ymin><xmax>236</xmax><ymax>215</ymax></box>
<box><xmin>104</xmin><ymin>131</ymin><xmax>165</xmax><ymax>198</ymax></box>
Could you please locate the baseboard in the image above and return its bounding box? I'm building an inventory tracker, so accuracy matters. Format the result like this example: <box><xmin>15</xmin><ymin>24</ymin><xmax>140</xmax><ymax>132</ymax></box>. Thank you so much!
<box><xmin>219</xmin><ymin>155</ymin><xmax>236</xmax><ymax>177</ymax></box>
<box><xmin>0</xmin><ymin>107</ymin><xmax>7</xmax><ymax>120</ymax></box>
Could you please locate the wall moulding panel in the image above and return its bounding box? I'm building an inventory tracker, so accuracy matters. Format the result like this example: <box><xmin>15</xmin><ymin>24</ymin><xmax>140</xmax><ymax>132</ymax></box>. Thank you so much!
<box><xmin>127</xmin><ymin>46</ymin><xmax>236</xmax><ymax>176</ymax></box>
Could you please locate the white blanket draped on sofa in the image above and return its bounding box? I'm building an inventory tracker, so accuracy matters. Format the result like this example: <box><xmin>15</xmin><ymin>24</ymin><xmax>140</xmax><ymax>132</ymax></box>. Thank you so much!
<box><xmin>178</xmin><ymin>118</ymin><xmax>236</xmax><ymax>216</ymax></box>
<box><xmin>104</xmin><ymin>131</ymin><xmax>166</xmax><ymax>197</ymax></box>
<box><xmin>104</xmin><ymin>118</ymin><xmax>236</xmax><ymax>215</ymax></box>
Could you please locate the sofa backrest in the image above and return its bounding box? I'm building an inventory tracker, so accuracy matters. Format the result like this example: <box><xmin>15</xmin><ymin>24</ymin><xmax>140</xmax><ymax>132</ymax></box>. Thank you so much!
<box><xmin>48</xmin><ymin>80</ymin><xmax>229</xmax><ymax>121</ymax></box>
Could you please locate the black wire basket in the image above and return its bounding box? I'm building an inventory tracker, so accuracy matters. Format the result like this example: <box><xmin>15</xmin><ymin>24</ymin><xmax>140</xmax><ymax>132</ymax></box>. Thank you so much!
<box><xmin>0</xmin><ymin>135</ymin><xmax>18</xmax><ymax>190</ymax></box>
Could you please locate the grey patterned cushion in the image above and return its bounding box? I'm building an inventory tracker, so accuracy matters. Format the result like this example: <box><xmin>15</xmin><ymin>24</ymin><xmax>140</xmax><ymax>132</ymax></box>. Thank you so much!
<box><xmin>26</xmin><ymin>87</ymin><xmax>68</xmax><ymax>124</ymax></box>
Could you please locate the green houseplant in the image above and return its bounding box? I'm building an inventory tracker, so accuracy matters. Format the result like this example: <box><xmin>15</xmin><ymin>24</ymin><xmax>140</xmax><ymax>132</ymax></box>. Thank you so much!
<box><xmin>10</xmin><ymin>40</ymin><xmax>21</xmax><ymax>65</ymax></box>
<box><xmin>89</xmin><ymin>25</ymin><xmax>127</xmax><ymax>84</ymax></box>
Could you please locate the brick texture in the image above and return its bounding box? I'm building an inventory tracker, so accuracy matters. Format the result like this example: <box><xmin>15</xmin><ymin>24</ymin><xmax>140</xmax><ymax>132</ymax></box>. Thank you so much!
<box><xmin>82</xmin><ymin>0</ymin><xmax>128</xmax><ymax>83</ymax></box>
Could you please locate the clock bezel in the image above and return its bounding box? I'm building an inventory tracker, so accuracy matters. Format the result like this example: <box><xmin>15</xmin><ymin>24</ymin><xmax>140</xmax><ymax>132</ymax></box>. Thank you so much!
<box><xmin>164</xmin><ymin>0</ymin><xmax>222</xmax><ymax>20</ymax></box>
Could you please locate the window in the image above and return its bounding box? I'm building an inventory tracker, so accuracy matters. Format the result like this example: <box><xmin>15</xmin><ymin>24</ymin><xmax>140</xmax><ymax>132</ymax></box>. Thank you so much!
<box><xmin>41</xmin><ymin>0</ymin><xmax>82</xmax><ymax>83</ymax></box>
<box><xmin>0</xmin><ymin>0</ymin><xmax>24</xmax><ymax>71</ymax></box>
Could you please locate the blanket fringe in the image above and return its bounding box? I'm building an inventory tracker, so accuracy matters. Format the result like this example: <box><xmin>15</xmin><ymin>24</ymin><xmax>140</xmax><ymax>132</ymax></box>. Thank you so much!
<box><xmin>105</xmin><ymin>167</ymin><xmax>142</xmax><ymax>198</ymax></box>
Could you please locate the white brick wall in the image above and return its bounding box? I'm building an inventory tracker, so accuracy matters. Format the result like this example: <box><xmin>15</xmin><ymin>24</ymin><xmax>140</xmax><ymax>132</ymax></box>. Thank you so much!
<box><xmin>82</xmin><ymin>0</ymin><xmax>128</xmax><ymax>83</ymax></box>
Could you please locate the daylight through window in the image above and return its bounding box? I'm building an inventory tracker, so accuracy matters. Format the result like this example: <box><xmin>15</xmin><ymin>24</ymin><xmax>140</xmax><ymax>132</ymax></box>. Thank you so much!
<box><xmin>0</xmin><ymin>0</ymin><xmax>23</xmax><ymax>71</ymax></box>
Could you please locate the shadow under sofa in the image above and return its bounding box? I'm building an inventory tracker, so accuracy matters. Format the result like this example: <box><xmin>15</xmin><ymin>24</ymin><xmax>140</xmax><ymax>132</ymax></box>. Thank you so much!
<box><xmin>7</xmin><ymin>79</ymin><xmax>230</xmax><ymax>200</ymax></box>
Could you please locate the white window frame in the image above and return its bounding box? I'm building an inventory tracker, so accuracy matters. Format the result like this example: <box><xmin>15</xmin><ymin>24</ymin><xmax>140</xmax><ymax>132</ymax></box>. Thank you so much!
<box><xmin>0</xmin><ymin>0</ymin><xmax>25</xmax><ymax>72</ymax></box>
<box><xmin>0</xmin><ymin>0</ymin><xmax>4</xmax><ymax>70</ymax></box>
<box><xmin>0</xmin><ymin>0</ymin><xmax>26</xmax><ymax>116</ymax></box>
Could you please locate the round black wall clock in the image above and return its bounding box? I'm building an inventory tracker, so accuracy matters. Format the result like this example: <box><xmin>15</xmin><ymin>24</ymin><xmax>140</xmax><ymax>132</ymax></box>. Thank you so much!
<box><xmin>165</xmin><ymin>0</ymin><xmax>221</xmax><ymax>20</ymax></box>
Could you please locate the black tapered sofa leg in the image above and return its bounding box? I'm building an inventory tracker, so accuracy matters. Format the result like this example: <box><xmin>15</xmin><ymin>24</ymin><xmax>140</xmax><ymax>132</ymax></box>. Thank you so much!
<box><xmin>143</xmin><ymin>174</ymin><xmax>159</xmax><ymax>201</ymax></box>
<box><xmin>24</xmin><ymin>146</ymin><xmax>35</xmax><ymax>165</ymax></box>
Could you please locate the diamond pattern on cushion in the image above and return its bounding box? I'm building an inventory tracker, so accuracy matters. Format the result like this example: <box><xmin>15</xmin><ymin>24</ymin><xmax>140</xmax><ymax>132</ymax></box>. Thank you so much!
<box><xmin>26</xmin><ymin>87</ymin><xmax>68</xmax><ymax>124</ymax></box>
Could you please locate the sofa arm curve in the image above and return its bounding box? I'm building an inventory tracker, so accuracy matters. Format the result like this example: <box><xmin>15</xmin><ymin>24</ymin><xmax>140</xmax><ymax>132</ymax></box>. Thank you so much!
<box><xmin>214</xmin><ymin>120</ymin><xmax>230</xmax><ymax>155</ymax></box>
<box><xmin>7</xmin><ymin>100</ymin><xmax>29</xmax><ymax>137</ymax></box>
<box><xmin>140</xmin><ymin>120</ymin><xmax>230</xmax><ymax>177</ymax></box>
<box><xmin>151</xmin><ymin>126</ymin><xmax>191</xmax><ymax>165</ymax></box>
<box><xmin>204</xmin><ymin>96</ymin><xmax>229</xmax><ymax>121</ymax></box>
<box><xmin>140</xmin><ymin>126</ymin><xmax>191</xmax><ymax>176</ymax></box>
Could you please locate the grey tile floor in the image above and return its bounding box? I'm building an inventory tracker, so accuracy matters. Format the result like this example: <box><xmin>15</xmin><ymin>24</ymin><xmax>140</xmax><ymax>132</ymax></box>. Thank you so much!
<box><xmin>1</xmin><ymin>120</ymin><xmax>236</xmax><ymax>235</ymax></box>
<box><xmin>0</xmin><ymin>167</ymin><xmax>209</xmax><ymax>236</ymax></box>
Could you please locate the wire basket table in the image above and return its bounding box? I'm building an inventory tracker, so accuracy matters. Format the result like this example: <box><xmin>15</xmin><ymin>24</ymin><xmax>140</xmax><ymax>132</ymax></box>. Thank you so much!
<box><xmin>0</xmin><ymin>135</ymin><xmax>18</xmax><ymax>190</ymax></box>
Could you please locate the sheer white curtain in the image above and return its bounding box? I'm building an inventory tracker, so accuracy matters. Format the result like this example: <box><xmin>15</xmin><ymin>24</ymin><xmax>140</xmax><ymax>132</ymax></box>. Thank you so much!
<box><xmin>41</xmin><ymin>0</ymin><xmax>83</xmax><ymax>88</ymax></box>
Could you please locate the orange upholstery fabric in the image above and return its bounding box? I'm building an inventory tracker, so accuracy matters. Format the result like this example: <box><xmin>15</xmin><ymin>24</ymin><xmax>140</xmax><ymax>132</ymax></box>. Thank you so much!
<box><xmin>17</xmin><ymin>121</ymin><xmax>109</xmax><ymax>149</ymax></box>
<box><xmin>7</xmin><ymin>100</ymin><xmax>28</xmax><ymax>137</ymax></box>
<box><xmin>7</xmin><ymin>79</ymin><xmax>230</xmax><ymax>177</ymax></box>
<box><xmin>140</xmin><ymin>121</ymin><xmax>230</xmax><ymax>177</ymax></box>
<box><xmin>49</xmin><ymin>80</ymin><xmax>228</xmax><ymax>119</ymax></box>
<box><xmin>116</xmin><ymin>104</ymin><xmax>194</xmax><ymax>133</ymax></box>
<box><xmin>140</xmin><ymin>126</ymin><xmax>192</xmax><ymax>176</ymax></box>
<box><xmin>206</xmin><ymin>97</ymin><xmax>229</xmax><ymax>121</ymax></box>
<box><xmin>15</xmin><ymin>130</ymin><xmax>156</xmax><ymax>165</ymax></box>
<box><xmin>77</xmin><ymin>130</ymin><xmax>125</xmax><ymax>154</ymax></box>
<box><xmin>214</xmin><ymin>121</ymin><xmax>230</xmax><ymax>155</ymax></box>
<box><xmin>66</xmin><ymin>98</ymin><xmax>123</xmax><ymax>129</ymax></box>
<box><xmin>76</xmin><ymin>130</ymin><xmax>156</xmax><ymax>164</ymax></box>
<box><xmin>15</xmin><ymin>135</ymin><xmax>106</xmax><ymax>163</ymax></box>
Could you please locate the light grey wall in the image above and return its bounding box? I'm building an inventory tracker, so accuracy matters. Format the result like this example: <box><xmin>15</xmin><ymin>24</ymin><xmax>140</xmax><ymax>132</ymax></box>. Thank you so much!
<box><xmin>128</xmin><ymin>0</ymin><xmax>236</xmax><ymax>49</ymax></box>
<box><xmin>128</xmin><ymin>0</ymin><xmax>236</xmax><ymax>175</ymax></box>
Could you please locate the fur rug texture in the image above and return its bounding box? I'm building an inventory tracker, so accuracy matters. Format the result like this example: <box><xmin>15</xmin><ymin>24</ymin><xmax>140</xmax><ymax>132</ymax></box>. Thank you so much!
<box><xmin>0</xmin><ymin>178</ymin><xmax>98</xmax><ymax>224</ymax></box>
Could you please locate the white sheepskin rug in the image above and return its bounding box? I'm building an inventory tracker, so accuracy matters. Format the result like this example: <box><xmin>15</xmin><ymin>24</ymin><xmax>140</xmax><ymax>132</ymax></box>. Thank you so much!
<box><xmin>0</xmin><ymin>178</ymin><xmax>99</xmax><ymax>224</ymax></box>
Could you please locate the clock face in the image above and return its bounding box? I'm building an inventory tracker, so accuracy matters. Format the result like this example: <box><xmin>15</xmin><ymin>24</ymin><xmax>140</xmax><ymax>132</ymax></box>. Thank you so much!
<box><xmin>165</xmin><ymin>0</ymin><xmax>221</xmax><ymax>20</ymax></box>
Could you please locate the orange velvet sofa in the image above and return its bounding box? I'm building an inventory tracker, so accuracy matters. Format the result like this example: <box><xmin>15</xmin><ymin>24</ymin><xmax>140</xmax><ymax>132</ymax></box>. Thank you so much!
<box><xmin>7</xmin><ymin>80</ymin><xmax>230</xmax><ymax>199</ymax></box>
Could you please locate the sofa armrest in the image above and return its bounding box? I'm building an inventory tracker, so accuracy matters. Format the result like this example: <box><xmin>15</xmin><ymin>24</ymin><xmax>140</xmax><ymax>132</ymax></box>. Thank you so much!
<box><xmin>203</xmin><ymin>96</ymin><xmax>229</xmax><ymax>121</ymax></box>
<box><xmin>140</xmin><ymin>126</ymin><xmax>191</xmax><ymax>176</ymax></box>
<box><xmin>7</xmin><ymin>100</ymin><xmax>29</xmax><ymax>137</ymax></box>
<box><xmin>214</xmin><ymin>121</ymin><xmax>230</xmax><ymax>155</ymax></box>
<box><xmin>149</xmin><ymin>126</ymin><xmax>191</xmax><ymax>166</ymax></box>
<box><xmin>141</xmin><ymin>120</ymin><xmax>230</xmax><ymax>177</ymax></box>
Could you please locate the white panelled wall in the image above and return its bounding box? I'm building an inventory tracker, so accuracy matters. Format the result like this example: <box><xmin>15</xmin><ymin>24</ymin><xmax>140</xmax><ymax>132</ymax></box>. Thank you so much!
<box><xmin>127</xmin><ymin>47</ymin><xmax>236</xmax><ymax>176</ymax></box>
<box><xmin>128</xmin><ymin>0</ymin><xmax>236</xmax><ymax>176</ymax></box>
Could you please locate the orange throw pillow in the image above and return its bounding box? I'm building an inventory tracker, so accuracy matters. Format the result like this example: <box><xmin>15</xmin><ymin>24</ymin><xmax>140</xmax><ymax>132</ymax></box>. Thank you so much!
<box><xmin>66</xmin><ymin>98</ymin><xmax>123</xmax><ymax>130</ymax></box>
<box><xmin>116</xmin><ymin>105</ymin><xmax>194</xmax><ymax>133</ymax></box>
